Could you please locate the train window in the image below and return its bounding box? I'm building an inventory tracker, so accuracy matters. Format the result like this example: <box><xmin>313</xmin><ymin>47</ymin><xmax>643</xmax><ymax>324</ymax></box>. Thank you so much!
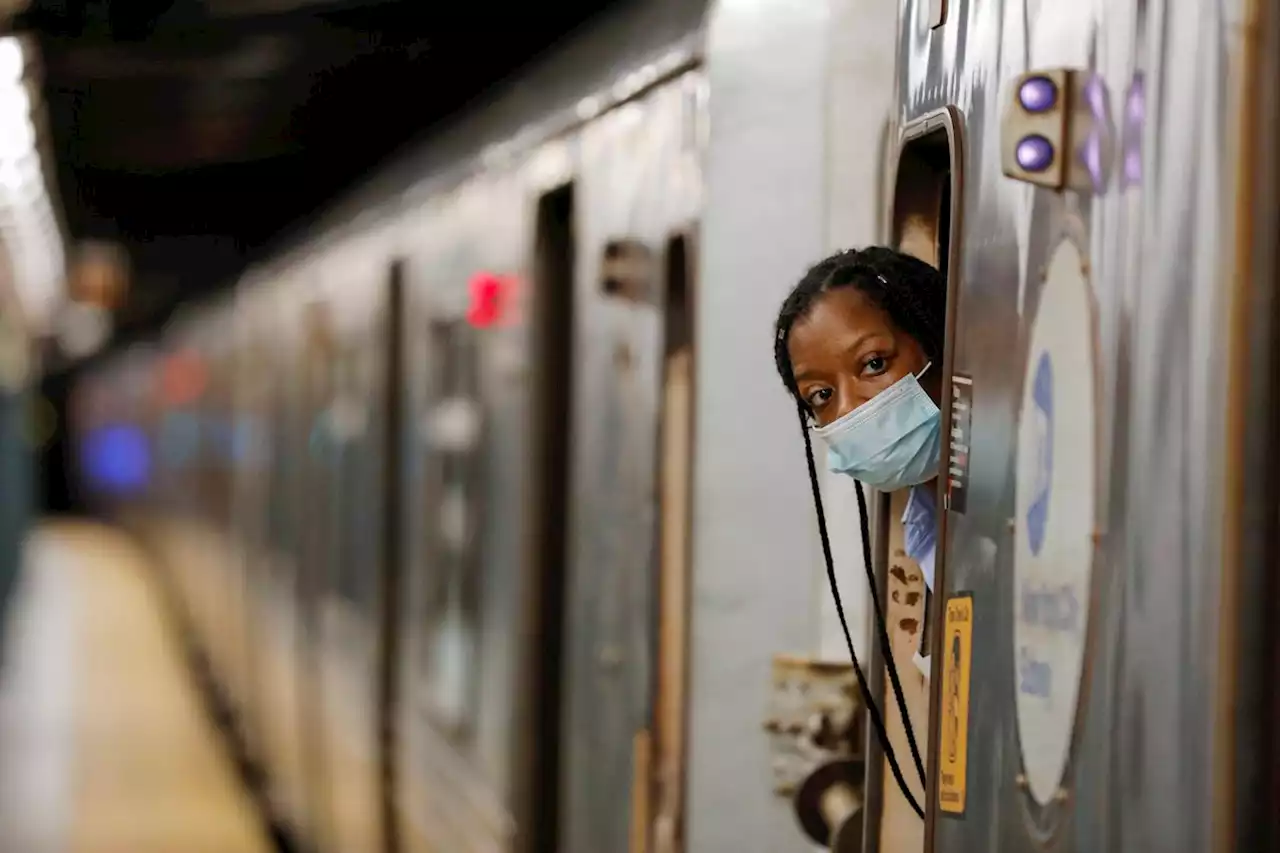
<box><xmin>893</xmin><ymin>131</ymin><xmax>953</xmax><ymax>666</ymax></box>
<box><xmin>420</xmin><ymin>316</ymin><xmax>484</xmax><ymax>739</ymax></box>
<box><xmin>514</xmin><ymin>181</ymin><xmax>576</xmax><ymax>853</ymax></box>
<box><xmin>891</xmin><ymin>122</ymin><xmax>955</xmax><ymax>276</ymax></box>
<box><xmin>866</xmin><ymin>107</ymin><xmax>963</xmax><ymax>845</ymax></box>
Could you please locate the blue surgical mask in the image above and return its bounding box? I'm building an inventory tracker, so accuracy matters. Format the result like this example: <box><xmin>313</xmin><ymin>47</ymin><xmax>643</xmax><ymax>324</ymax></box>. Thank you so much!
<box><xmin>812</xmin><ymin>362</ymin><xmax>941</xmax><ymax>491</ymax></box>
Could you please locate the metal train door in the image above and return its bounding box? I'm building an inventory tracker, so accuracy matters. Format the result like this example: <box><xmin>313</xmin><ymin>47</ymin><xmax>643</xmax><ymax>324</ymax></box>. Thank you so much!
<box><xmin>417</xmin><ymin>314</ymin><xmax>486</xmax><ymax>741</ymax></box>
<box><xmin>560</xmin><ymin>72</ymin><xmax>703</xmax><ymax>853</ymax></box>
<box><xmin>561</xmin><ymin>235</ymin><xmax>664</xmax><ymax>853</ymax></box>
<box><xmin>891</xmin><ymin>1</ymin><xmax>1280</xmax><ymax>851</ymax></box>
<box><xmin>393</xmin><ymin>253</ymin><xmax>493</xmax><ymax>853</ymax></box>
<box><xmin>319</xmin><ymin>315</ymin><xmax>385</xmax><ymax>853</ymax></box>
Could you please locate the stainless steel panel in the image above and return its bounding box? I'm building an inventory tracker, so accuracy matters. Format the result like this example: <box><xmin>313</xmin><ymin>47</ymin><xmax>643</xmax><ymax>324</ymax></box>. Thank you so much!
<box><xmin>891</xmin><ymin>0</ymin><xmax>1266</xmax><ymax>850</ymax></box>
<box><xmin>560</xmin><ymin>73</ymin><xmax>703</xmax><ymax>853</ymax></box>
<box><xmin>396</xmin><ymin>171</ymin><xmax>531</xmax><ymax>853</ymax></box>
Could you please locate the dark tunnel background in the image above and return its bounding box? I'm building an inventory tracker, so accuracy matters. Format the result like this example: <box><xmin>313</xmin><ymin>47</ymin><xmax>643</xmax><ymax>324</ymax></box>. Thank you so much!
<box><xmin>17</xmin><ymin>0</ymin><xmax>627</xmax><ymax>516</ymax></box>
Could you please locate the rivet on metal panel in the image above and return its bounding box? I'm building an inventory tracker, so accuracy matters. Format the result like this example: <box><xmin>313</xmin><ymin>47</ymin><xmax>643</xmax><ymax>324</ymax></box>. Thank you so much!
<box><xmin>598</xmin><ymin>645</ymin><xmax>624</xmax><ymax>669</ymax></box>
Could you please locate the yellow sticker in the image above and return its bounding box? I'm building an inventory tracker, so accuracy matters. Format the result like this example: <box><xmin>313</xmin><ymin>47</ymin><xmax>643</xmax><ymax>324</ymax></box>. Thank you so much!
<box><xmin>938</xmin><ymin>592</ymin><xmax>973</xmax><ymax>817</ymax></box>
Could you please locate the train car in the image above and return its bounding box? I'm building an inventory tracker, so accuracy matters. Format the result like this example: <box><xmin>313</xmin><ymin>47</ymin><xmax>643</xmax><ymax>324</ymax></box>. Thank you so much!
<box><xmin>902</xmin><ymin>2</ymin><xmax>1280</xmax><ymax>852</ymax></box>
<box><xmin>70</xmin><ymin>1</ymin><xmax>1280</xmax><ymax>852</ymax></box>
<box><xmin>76</xmin><ymin>2</ymin><xmax>715</xmax><ymax>852</ymax></box>
<box><xmin>689</xmin><ymin>1</ymin><xmax>1280</xmax><ymax>853</ymax></box>
<box><xmin>69</xmin><ymin>0</ymin><xmax>899</xmax><ymax>850</ymax></box>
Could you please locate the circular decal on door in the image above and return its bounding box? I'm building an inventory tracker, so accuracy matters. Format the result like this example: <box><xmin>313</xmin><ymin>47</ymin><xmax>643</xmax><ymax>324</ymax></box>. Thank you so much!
<box><xmin>1013</xmin><ymin>238</ymin><xmax>1097</xmax><ymax>808</ymax></box>
<box><xmin>1026</xmin><ymin>352</ymin><xmax>1053</xmax><ymax>557</ymax></box>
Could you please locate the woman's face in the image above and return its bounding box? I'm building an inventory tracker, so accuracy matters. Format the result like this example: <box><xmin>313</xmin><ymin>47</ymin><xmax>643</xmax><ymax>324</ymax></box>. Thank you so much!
<box><xmin>787</xmin><ymin>286</ymin><xmax>937</xmax><ymax>428</ymax></box>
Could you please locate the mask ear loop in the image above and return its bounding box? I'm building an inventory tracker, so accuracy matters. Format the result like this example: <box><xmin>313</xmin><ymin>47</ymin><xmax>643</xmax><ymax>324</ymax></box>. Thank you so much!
<box><xmin>796</xmin><ymin>402</ymin><xmax>925</xmax><ymax>818</ymax></box>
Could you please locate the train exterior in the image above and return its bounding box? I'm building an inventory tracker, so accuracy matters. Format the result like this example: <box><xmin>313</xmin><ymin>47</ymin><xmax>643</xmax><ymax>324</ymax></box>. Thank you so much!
<box><xmin>886</xmin><ymin>1</ymin><xmax>1279</xmax><ymax>852</ymax></box>
<box><xmin>76</xmin><ymin>2</ymin><xmax>722</xmax><ymax>852</ymax></box>
<box><xmin>68</xmin><ymin>0</ymin><xmax>1280</xmax><ymax>853</ymax></box>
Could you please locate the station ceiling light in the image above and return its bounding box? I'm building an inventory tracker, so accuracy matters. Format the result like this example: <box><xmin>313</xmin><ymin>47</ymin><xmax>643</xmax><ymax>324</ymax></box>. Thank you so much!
<box><xmin>0</xmin><ymin>34</ymin><xmax>68</xmax><ymax>340</ymax></box>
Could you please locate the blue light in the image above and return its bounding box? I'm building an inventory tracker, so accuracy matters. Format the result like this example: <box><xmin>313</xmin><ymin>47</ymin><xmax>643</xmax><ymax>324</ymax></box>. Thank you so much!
<box><xmin>82</xmin><ymin>423</ymin><xmax>152</xmax><ymax>494</ymax></box>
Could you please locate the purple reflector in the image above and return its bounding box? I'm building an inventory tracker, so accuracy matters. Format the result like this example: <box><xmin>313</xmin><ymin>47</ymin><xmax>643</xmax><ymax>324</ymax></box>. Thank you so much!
<box><xmin>1019</xmin><ymin>76</ymin><xmax>1058</xmax><ymax>113</ymax></box>
<box><xmin>1081</xmin><ymin>133</ymin><xmax>1104</xmax><ymax>191</ymax></box>
<box><xmin>1016</xmin><ymin>135</ymin><xmax>1055</xmax><ymax>172</ymax></box>
<box><xmin>1126</xmin><ymin>76</ymin><xmax>1145</xmax><ymax>125</ymax></box>
<box><xmin>1125</xmin><ymin>149</ymin><xmax>1142</xmax><ymax>185</ymax></box>
<box><xmin>1085</xmin><ymin>76</ymin><xmax>1106</xmax><ymax>119</ymax></box>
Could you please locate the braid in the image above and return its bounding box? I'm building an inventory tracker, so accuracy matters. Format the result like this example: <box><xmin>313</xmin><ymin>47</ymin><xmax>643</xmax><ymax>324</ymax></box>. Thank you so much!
<box><xmin>773</xmin><ymin>246</ymin><xmax>946</xmax><ymax>403</ymax></box>
<box><xmin>796</xmin><ymin>400</ymin><xmax>926</xmax><ymax>817</ymax></box>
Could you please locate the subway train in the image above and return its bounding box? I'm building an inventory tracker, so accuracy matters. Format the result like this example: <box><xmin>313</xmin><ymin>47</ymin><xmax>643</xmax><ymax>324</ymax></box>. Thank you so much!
<box><xmin>68</xmin><ymin>1</ymin><xmax>1280</xmax><ymax>853</ymax></box>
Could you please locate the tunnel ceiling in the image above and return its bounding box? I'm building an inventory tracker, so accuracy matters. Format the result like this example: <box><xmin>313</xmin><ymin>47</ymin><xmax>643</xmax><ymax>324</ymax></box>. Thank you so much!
<box><xmin>12</xmin><ymin>0</ymin><xmax>621</xmax><ymax>376</ymax></box>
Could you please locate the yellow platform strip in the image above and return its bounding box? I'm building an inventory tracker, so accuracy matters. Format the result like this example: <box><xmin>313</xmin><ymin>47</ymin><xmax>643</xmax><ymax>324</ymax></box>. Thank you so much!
<box><xmin>38</xmin><ymin>521</ymin><xmax>270</xmax><ymax>853</ymax></box>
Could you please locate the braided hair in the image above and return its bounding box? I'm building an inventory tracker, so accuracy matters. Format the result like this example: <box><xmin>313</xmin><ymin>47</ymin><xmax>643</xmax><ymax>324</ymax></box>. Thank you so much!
<box><xmin>774</xmin><ymin>245</ymin><xmax>947</xmax><ymax>404</ymax></box>
<box><xmin>774</xmin><ymin>246</ymin><xmax>947</xmax><ymax>819</ymax></box>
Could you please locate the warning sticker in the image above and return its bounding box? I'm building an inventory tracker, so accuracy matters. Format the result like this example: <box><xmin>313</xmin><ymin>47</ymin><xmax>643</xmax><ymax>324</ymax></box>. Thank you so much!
<box><xmin>938</xmin><ymin>592</ymin><xmax>973</xmax><ymax>818</ymax></box>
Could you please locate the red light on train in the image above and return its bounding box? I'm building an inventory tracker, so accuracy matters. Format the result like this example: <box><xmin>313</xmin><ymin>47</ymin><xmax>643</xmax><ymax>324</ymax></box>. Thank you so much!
<box><xmin>159</xmin><ymin>349</ymin><xmax>207</xmax><ymax>406</ymax></box>
<box><xmin>466</xmin><ymin>272</ymin><xmax>516</xmax><ymax>329</ymax></box>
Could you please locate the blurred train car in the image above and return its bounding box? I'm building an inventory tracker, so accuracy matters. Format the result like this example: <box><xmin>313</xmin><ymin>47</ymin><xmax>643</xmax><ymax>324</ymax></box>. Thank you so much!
<box><xmin>74</xmin><ymin>2</ymin><xmax>711</xmax><ymax>853</ymax></box>
<box><xmin>68</xmin><ymin>1</ymin><xmax>1280</xmax><ymax>853</ymax></box>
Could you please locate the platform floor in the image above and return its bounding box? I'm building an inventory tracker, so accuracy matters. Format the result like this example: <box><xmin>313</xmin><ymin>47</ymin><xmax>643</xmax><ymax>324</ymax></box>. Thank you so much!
<box><xmin>0</xmin><ymin>520</ymin><xmax>272</xmax><ymax>853</ymax></box>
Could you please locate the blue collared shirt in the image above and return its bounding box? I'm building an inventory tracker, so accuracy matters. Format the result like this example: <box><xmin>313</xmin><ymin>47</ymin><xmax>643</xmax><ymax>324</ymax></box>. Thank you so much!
<box><xmin>902</xmin><ymin>484</ymin><xmax>937</xmax><ymax>591</ymax></box>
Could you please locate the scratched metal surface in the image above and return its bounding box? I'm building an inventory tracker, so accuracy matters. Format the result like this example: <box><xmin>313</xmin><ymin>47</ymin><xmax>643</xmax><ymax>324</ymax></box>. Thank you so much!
<box><xmin>895</xmin><ymin>0</ymin><xmax>1256</xmax><ymax>850</ymax></box>
<box><xmin>561</xmin><ymin>70</ymin><xmax>704</xmax><ymax>853</ymax></box>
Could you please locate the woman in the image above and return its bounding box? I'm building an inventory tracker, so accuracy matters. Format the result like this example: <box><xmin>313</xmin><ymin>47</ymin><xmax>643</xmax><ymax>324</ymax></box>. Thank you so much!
<box><xmin>772</xmin><ymin>245</ymin><xmax>948</xmax><ymax>818</ymax></box>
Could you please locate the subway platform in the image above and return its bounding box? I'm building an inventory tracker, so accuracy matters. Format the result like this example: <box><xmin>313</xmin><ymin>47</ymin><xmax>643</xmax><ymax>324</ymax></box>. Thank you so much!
<box><xmin>0</xmin><ymin>520</ymin><xmax>272</xmax><ymax>853</ymax></box>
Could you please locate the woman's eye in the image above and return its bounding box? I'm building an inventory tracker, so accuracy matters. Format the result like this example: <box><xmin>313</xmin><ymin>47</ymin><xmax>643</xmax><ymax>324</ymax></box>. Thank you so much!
<box><xmin>860</xmin><ymin>356</ymin><xmax>890</xmax><ymax>376</ymax></box>
<box><xmin>806</xmin><ymin>387</ymin><xmax>833</xmax><ymax>408</ymax></box>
